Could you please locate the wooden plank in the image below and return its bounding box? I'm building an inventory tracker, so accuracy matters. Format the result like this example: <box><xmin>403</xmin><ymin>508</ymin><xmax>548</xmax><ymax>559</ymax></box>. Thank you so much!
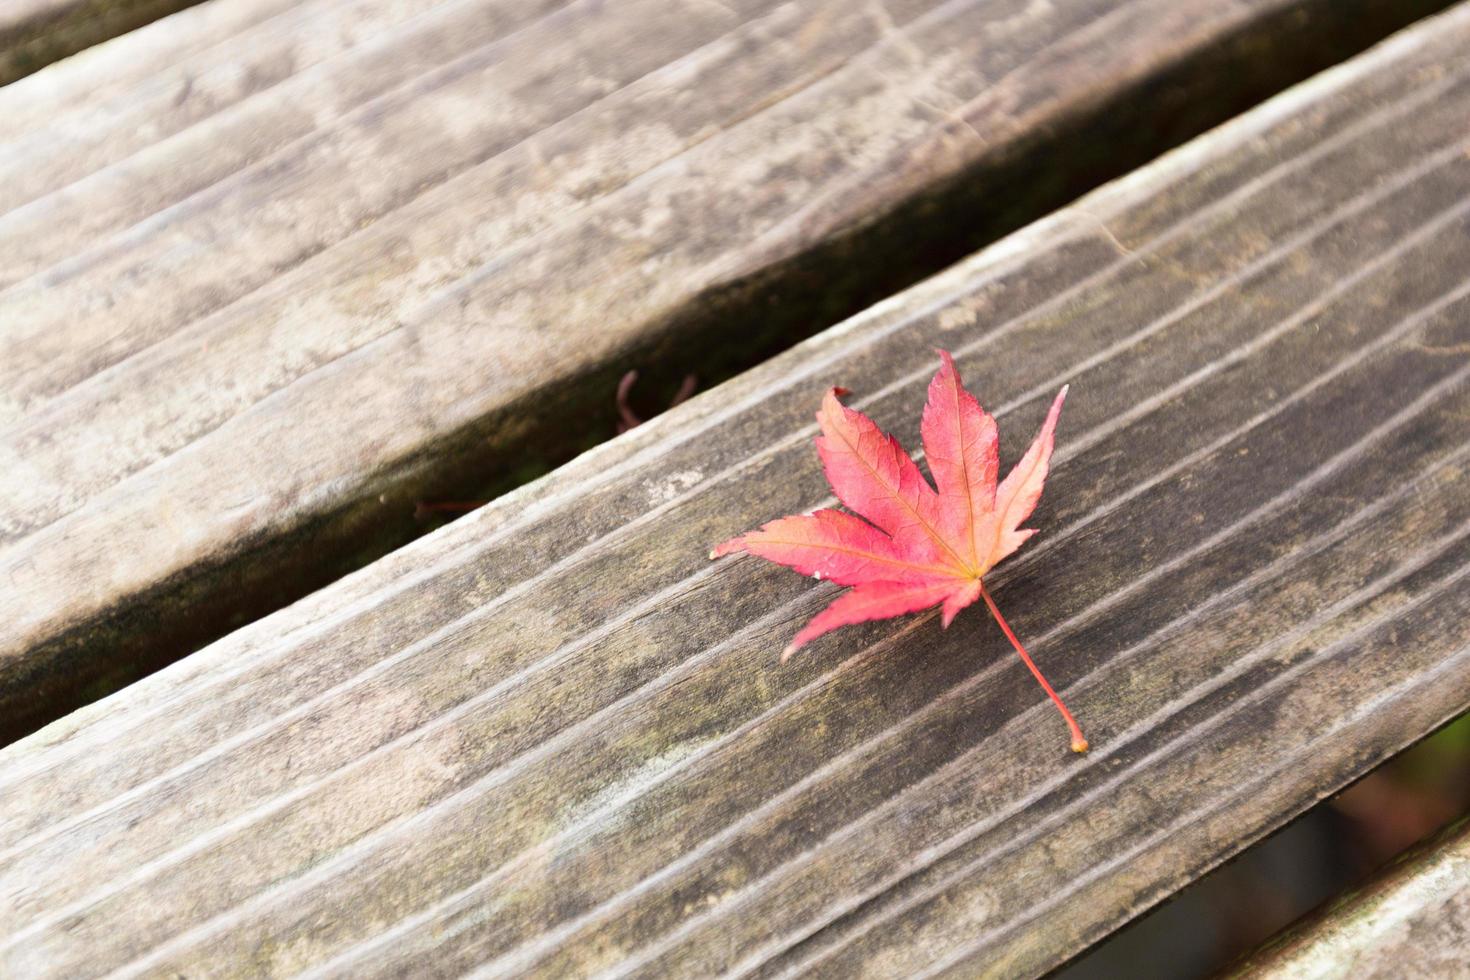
<box><xmin>0</xmin><ymin>0</ymin><xmax>210</xmax><ymax>86</ymax></box>
<box><xmin>0</xmin><ymin>0</ymin><xmax>299</xmax><ymax>128</ymax></box>
<box><xmin>0</xmin><ymin>0</ymin><xmax>1455</xmax><ymax>742</ymax></box>
<box><xmin>0</xmin><ymin>0</ymin><xmax>566</xmax><ymax>237</ymax></box>
<box><xmin>3</xmin><ymin>6</ymin><xmax>1470</xmax><ymax>975</ymax></box>
<box><xmin>1234</xmin><ymin>817</ymin><xmax>1470</xmax><ymax>979</ymax></box>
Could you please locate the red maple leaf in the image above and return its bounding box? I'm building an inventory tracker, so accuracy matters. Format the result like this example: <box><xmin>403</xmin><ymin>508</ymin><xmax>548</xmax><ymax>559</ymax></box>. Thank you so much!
<box><xmin>712</xmin><ymin>350</ymin><xmax>1086</xmax><ymax>752</ymax></box>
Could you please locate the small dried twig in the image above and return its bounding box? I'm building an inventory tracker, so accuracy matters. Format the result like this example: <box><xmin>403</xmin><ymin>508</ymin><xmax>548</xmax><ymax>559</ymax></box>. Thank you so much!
<box><xmin>616</xmin><ymin>370</ymin><xmax>699</xmax><ymax>433</ymax></box>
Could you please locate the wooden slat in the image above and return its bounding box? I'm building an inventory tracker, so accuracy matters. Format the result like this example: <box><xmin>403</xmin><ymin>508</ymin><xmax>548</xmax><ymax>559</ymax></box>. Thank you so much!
<box><xmin>0</xmin><ymin>0</ymin><xmax>1454</xmax><ymax>741</ymax></box>
<box><xmin>1234</xmin><ymin>817</ymin><xmax>1470</xmax><ymax>979</ymax></box>
<box><xmin>0</xmin><ymin>0</ymin><xmax>504</xmax><ymax>203</ymax></box>
<box><xmin>0</xmin><ymin>0</ymin><xmax>570</xmax><ymax>245</ymax></box>
<box><xmin>0</xmin><ymin>0</ymin><xmax>296</xmax><ymax>123</ymax></box>
<box><xmin>3</xmin><ymin>6</ymin><xmax>1470</xmax><ymax>975</ymax></box>
<box><xmin>0</xmin><ymin>0</ymin><xmax>208</xmax><ymax>86</ymax></box>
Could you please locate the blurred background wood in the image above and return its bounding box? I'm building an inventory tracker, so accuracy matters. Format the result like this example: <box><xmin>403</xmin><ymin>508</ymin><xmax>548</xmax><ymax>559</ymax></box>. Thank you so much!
<box><xmin>1234</xmin><ymin>817</ymin><xmax>1470</xmax><ymax>980</ymax></box>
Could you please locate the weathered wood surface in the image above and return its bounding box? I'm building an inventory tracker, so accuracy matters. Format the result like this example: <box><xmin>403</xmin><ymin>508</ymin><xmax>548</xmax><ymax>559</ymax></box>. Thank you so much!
<box><xmin>3</xmin><ymin>6</ymin><xmax>1470</xmax><ymax>975</ymax></box>
<box><xmin>0</xmin><ymin>0</ymin><xmax>1454</xmax><ymax>742</ymax></box>
<box><xmin>1235</xmin><ymin>817</ymin><xmax>1470</xmax><ymax>979</ymax></box>
<box><xmin>0</xmin><ymin>0</ymin><xmax>210</xmax><ymax>86</ymax></box>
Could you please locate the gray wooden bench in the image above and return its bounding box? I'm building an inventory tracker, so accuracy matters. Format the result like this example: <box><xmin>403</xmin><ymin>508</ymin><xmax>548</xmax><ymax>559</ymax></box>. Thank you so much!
<box><xmin>2</xmin><ymin>3</ymin><xmax>1467</xmax><ymax>973</ymax></box>
<box><xmin>0</xmin><ymin>0</ymin><xmax>1452</xmax><ymax>742</ymax></box>
<box><xmin>1237</xmin><ymin>817</ymin><xmax>1470</xmax><ymax>979</ymax></box>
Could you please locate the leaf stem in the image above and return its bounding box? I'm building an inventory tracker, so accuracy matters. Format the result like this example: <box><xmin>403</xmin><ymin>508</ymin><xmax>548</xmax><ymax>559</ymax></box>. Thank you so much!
<box><xmin>978</xmin><ymin>581</ymin><xmax>1088</xmax><ymax>753</ymax></box>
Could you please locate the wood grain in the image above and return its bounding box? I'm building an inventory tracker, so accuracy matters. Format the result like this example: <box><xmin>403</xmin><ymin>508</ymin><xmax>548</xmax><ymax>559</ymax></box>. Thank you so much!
<box><xmin>3</xmin><ymin>5</ymin><xmax>1469</xmax><ymax>974</ymax></box>
<box><xmin>0</xmin><ymin>0</ymin><xmax>1455</xmax><ymax>740</ymax></box>
<box><xmin>0</xmin><ymin>0</ymin><xmax>213</xmax><ymax>86</ymax></box>
<box><xmin>1234</xmin><ymin>817</ymin><xmax>1470</xmax><ymax>980</ymax></box>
